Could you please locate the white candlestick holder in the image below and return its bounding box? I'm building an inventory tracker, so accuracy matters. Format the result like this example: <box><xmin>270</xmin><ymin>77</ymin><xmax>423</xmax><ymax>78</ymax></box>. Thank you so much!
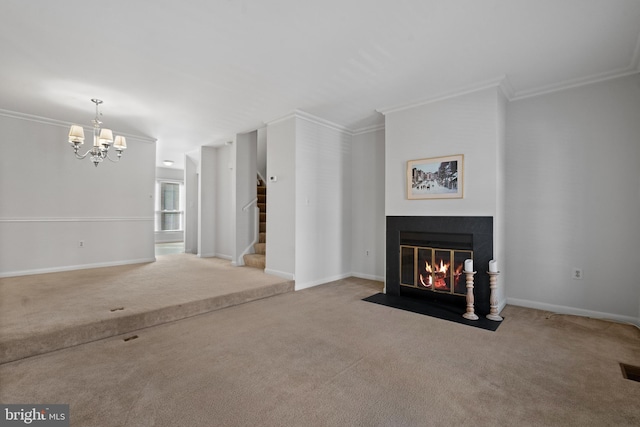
<box><xmin>462</xmin><ymin>271</ymin><xmax>478</xmax><ymax>320</ymax></box>
<box><xmin>486</xmin><ymin>271</ymin><xmax>503</xmax><ymax>321</ymax></box>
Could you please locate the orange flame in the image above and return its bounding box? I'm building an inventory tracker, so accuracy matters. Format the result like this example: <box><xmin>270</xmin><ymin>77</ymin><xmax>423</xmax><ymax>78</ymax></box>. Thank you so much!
<box><xmin>453</xmin><ymin>262</ymin><xmax>464</xmax><ymax>288</ymax></box>
<box><xmin>419</xmin><ymin>273</ymin><xmax>432</xmax><ymax>287</ymax></box>
<box><xmin>432</xmin><ymin>259</ymin><xmax>450</xmax><ymax>289</ymax></box>
<box><xmin>436</xmin><ymin>259</ymin><xmax>449</xmax><ymax>274</ymax></box>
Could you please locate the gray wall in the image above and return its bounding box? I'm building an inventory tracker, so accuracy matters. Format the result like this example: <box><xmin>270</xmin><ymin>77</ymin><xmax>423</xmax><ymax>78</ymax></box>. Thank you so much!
<box><xmin>265</xmin><ymin>116</ymin><xmax>297</xmax><ymax>280</ymax></box>
<box><xmin>257</xmin><ymin>127</ymin><xmax>267</xmax><ymax>181</ymax></box>
<box><xmin>505</xmin><ymin>74</ymin><xmax>640</xmax><ymax>323</ymax></box>
<box><xmin>234</xmin><ymin>131</ymin><xmax>258</xmax><ymax>265</ymax></box>
<box><xmin>265</xmin><ymin>113</ymin><xmax>354</xmax><ymax>288</ymax></box>
<box><xmin>184</xmin><ymin>151</ymin><xmax>199</xmax><ymax>254</ymax></box>
<box><xmin>294</xmin><ymin>116</ymin><xmax>352</xmax><ymax>289</ymax></box>
<box><xmin>198</xmin><ymin>146</ymin><xmax>216</xmax><ymax>257</ymax></box>
<box><xmin>215</xmin><ymin>145</ymin><xmax>234</xmax><ymax>260</ymax></box>
<box><xmin>351</xmin><ymin>128</ymin><xmax>385</xmax><ymax>281</ymax></box>
<box><xmin>0</xmin><ymin>112</ymin><xmax>156</xmax><ymax>276</ymax></box>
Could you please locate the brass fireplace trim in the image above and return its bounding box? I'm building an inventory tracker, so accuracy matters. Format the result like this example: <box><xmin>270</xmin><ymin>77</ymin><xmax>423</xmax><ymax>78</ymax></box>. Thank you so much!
<box><xmin>399</xmin><ymin>245</ymin><xmax>473</xmax><ymax>296</ymax></box>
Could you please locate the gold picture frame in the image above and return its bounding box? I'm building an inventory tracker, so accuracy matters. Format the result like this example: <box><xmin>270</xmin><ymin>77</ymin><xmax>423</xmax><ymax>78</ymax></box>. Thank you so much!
<box><xmin>407</xmin><ymin>154</ymin><xmax>464</xmax><ymax>200</ymax></box>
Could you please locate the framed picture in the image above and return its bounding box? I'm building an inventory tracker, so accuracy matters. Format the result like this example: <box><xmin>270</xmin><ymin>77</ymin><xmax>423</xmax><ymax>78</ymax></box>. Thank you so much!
<box><xmin>407</xmin><ymin>154</ymin><xmax>464</xmax><ymax>199</ymax></box>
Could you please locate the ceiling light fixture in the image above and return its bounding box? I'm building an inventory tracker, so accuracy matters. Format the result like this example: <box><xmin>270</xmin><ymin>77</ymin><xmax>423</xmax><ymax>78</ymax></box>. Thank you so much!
<box><xmin>162</xmin><ymin>160</ymin><xmax>174</xmax><ymax>166</ymax></box>
<box><xmin>68</xmin><ymin>98</ymin><xmax>126</xmax><ymax>167</ymax></box>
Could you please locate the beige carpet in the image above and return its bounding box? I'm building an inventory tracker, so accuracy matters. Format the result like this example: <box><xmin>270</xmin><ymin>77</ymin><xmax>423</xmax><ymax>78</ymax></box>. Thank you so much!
<box><xmin>0</xmin><ymin>254</ymin><xmax>294</xmax><ymax>363</ymax></box>
<box><xmin>1</xmin><ymin>275</ymin><xmax>639</xmax><ymax>426</ymax></box>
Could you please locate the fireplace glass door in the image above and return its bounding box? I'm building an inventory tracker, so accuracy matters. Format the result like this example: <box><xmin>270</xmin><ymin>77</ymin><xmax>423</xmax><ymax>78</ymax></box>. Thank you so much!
<box><xmin>400</xmin><ymin>245</ymin><xmax>472</xmax><ymax>296</ymax></box>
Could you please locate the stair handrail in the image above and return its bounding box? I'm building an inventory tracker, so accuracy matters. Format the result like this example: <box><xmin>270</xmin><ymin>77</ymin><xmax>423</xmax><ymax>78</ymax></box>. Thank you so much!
<box><xmin>238</xmin><ymin>173</ymin><xmax>265</xmax><ymax>266</ymax></box>
<box><xmin>257</xmin><ymin>171</ymin><xmax>266</xmax><ymax>185</ymax></box>
<box><xmin>237</xmin><ymin>205</ymin><xmax>260</xmax><ymax>266</ymax></box>
<box><xmin>242</xmin><ymin>197</ymin><xmax>258</xmax><ymax>212</ymax></box>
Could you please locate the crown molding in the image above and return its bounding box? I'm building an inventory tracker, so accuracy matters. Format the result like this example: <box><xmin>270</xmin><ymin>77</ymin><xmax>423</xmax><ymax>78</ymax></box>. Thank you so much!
<box><xmin>376</xmin><ymin>76</ymin><xmax>511</xmax><ymax>115</ymax></box>
<box><xmin>264</xmin><ymin>111</ymin><xmax>297</xmax><ymax>127</ymax></box>
<box><xmin>352</xmin><ymin>123</ymin><xmax>385</xmax><ymax>136</ymax></box>
<box><xmin>512</xmin><ymin>32</ymin><xmax>640</xmax><ymax>101</ymax></box>
<box><xmin>0</xmin><ymin>108</ymin><xmax>157</xmax><ymax>143</ymax></box>
<box><xmin>265</xmin><ymin>110</ymin><xmax>387</xmax><ymax>136</ymax></box>
<box><xmin>497</xmin><ymin>75</ymin><xmax>516</xmax><ymax>100</ymax></box>
<box><xmin>0</xmin><ymin>109</ymin><xmax>72</xmax><ymax>127</ymax></box>
<box><xmin>265</xmin><ymin>109</ymin><xmax>353</xmax><ymax>134</ymax></box>
<box><xmin>510</xmin><ymin>66</ymin><xmax>640</xmax><ymax>101</ymax></box>
<box><xmin>294</xmin><ymin>109</ymin><xmax>352</xmax><ymax>134</ymax></box>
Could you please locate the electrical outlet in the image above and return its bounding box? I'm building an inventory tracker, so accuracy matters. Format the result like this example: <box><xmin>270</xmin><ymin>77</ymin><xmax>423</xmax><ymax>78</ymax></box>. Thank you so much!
<box><xmin>572</xmin><ymin>268</ymin><xmax>583</xmax><ymax>280</ymax></box>
<box><xmin>79</xmin><ymin>240</ymin><xmax>85</xmax><ymax>248</ymax></box>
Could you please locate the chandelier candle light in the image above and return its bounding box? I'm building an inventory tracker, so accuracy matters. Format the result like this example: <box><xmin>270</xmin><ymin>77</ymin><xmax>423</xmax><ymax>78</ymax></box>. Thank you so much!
<box><xmin>68</xmin><ymin>99</ymin><xmax>126</xmax><ymax>167</ymax></box>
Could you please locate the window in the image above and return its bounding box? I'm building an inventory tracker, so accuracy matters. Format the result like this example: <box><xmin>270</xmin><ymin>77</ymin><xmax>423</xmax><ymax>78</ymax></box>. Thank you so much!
<box><xmin>156</xmin><ymin>181</ymin><xmax>184</xmax><ymax>231</ymax></box>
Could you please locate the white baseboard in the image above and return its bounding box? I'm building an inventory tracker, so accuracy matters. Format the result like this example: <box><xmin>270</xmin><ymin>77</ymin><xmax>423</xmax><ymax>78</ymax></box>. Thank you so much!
<box><xmin>215</xmin><ymin>254</ymin><xmax>233</xmax><ymax>261</ymax></box>
<box><xmin>498</xmin><ymin>299</ymin><xmax>508</xmax><ymax>314</ymax></box>
<box><xmin>264</xmin><ymin>268</ymin><xmax>295</xmax><ymax>281</ymax></box>
<box><xmin>0</xmin><ymin>258</ymin><xmax>156</xmax><ymax>278</ymax></box>
<box><xmin>295</xmin><ymin>272</ymin><xmax>352</xmax><ymax>291</ymax></box>
<box><xmin>351</xmin><ymin>272</ymin><xmax>385</xmax><ymax>282</ymax></box>
<box><xmin>507</xmin><ymin>297</ymin><xmax>640</xmax><ymax>327</ymax></box>
<box><xmin>197</xmin><ymin>253</ymin><xmax>216</xmax><ymax>258</ymax></box>
<box><xmin>155</xmin><ymin>238</ymin><xmax>184</xmax><ymax>244</ymax></box>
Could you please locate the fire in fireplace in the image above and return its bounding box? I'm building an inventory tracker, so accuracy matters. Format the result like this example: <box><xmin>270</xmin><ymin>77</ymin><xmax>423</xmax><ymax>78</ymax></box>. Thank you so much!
<box><xmin>401</xmin><ymin>245</ymin><xmax>472</xmax><ymax>295</ymax></box>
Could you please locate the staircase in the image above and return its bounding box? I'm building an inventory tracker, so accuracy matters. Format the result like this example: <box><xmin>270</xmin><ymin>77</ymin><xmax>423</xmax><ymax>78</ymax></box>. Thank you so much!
<box><xmin>243</xmin><ymin>178</ymin><xmax>267</xmax><ymax>269</ymax></box>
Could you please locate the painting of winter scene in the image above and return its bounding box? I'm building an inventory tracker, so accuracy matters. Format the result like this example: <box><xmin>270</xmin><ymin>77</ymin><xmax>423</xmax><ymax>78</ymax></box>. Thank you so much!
<box><xmin>407</xmin><ymin>154</ymin><xmax>464</xmax><ymax>199</ymax></box>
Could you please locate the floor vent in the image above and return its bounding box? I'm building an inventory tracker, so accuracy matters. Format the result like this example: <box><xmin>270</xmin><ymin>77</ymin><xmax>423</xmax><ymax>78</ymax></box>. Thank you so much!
<box><xmin>620</xmin><ymin>363</ymin><xmax>640</xmax><ymax>382</ymax></box>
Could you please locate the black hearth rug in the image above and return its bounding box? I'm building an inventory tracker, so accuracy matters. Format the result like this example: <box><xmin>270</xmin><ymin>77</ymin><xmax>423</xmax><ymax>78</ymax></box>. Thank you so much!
<box><xmin>362</xmin><ymin>293</ymin><xmax>501</xmax><ymax>331</ymax></box>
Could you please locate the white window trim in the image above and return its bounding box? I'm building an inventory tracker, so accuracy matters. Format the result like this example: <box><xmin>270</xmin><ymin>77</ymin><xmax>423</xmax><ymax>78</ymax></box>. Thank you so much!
<box><xmin>155</xmin><ymin>179</ymin><xmax>185</xmax><ymax>232</ymax></box>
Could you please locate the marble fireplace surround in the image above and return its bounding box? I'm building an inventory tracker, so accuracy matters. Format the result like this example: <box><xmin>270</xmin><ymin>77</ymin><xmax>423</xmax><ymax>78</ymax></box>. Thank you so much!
<box><xmin>386</xmin><ymin>216</ymin><xmax>493</xmax><ymax>315</ymax></box>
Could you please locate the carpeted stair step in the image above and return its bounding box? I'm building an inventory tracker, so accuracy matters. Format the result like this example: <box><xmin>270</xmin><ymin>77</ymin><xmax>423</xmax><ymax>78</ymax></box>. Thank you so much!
<box><xmin>243</xmin><ymin>254</ymin><xmax>265</xmax><ymax>269</ymax></box>
<box><xmin>260</xmin><ymin>212</ymin><xmax>266</xmax><ymax>222</ymax></box>
<box><xmin>254</xmin><ymin>243</ymin><xmax>266</xmax><ymax>254</ymax></box>
<box><xmin>259</xmin><ymin>222</ymin><xmax>266</xmax><ymax>233</ymax></box>
<box><xmin>259</xmin><ymin>232</ymin><xmax>266</xmax><ymax>243</ymax></box>
<box><xmin>257</xmin><ymin>202</ymin><xmax>266</xmax><ymax>212</ymax></box>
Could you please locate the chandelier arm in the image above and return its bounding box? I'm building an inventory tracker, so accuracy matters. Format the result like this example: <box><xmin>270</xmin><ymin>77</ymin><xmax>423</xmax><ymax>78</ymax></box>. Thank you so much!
<box><xmin>73</xmin><ymin>148</ymin><xmax>96</xmax><ymax>160</ymax></box>
<box><xmin>105</xmin><ymin>152</ymin><xmax>122</xmax><ymax>163</ymax></box>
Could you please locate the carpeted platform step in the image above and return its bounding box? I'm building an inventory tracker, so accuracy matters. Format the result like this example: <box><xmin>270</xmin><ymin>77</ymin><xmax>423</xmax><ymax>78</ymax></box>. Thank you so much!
<box><xmin>243</xmin><ymin>253</ymin><xmax>265</xmax><ymax>269</ymax></box>
<box><xmin>0</xmin><ymin>280</ymin><xmax>293</xmax><ymax>364</ymax></box>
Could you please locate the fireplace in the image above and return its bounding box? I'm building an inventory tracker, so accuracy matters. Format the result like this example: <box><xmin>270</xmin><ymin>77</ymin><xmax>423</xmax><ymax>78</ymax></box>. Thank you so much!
<box><xmin>387</xmin><ymin>216</ymin><xmax>493</xmax><ymax>315</ymax></box>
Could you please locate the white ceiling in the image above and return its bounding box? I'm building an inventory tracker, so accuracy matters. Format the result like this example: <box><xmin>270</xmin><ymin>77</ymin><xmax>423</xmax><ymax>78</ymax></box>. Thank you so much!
<box><xmin>1</xmin><ymin>0</ymin><xmax>639</xmax><ymax>169</ymax></box>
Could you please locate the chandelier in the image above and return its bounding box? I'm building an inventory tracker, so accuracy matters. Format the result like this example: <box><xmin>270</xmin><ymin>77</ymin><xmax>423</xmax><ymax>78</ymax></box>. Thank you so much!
<box><xmin>67</xmin><ymin>98</ymin><xmax>126</xmax><ymax>167</ymax></box>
